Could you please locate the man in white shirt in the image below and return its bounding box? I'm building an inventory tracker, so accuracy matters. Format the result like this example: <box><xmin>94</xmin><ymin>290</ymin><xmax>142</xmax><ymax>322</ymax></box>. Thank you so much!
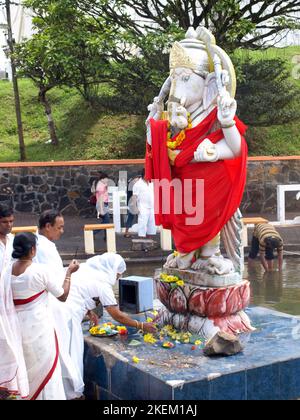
<box><xmin>132</xmin><ymin>171</ymin><xmax>157</xmax><ymax>238</ymax></box>
<box><xmin>0</xmin><ymin>204</ymin><xmax>14</xmax><ymax>279</ymax></box>
<box><xmin>34</xmin><ymin>210</ymin><xmax>65</xmax><ymax>280</ymax></box>
<box><xmin>34</xmin><ymin>210</ymin><xmax>94</xmax><ymax>400</ymax></box>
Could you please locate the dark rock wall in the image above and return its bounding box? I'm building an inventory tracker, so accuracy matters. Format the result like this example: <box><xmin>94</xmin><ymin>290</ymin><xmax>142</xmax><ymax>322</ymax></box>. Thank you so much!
<box><xmin>0</xmin><ymin>160</ymin><xmax>299</xmax><ymax>216</ymax></box>
<box><xmin>242</xmin><ymin>160</ymin><xmax>300</xmax><ymax>214</ymax></box>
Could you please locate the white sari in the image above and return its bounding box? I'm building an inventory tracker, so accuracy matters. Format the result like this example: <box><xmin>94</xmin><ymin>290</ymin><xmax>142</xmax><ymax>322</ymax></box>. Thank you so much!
<box><xmin>9</xmin><ymin>263</ymin><xmax>66</xmax><ymax>400</ymax></box>
<box><xmin>0</xmin><ymin>268</ymin><xmax>29</xmax><ymax>398</ymax></box>
<box><xmin>64</xmin><ymin>253</ymin><xmax>126</xmax><ymax>385</ymax></box>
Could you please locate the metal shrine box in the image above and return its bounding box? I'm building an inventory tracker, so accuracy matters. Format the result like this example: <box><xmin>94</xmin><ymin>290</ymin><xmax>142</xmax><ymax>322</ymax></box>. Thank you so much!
<box><xmin>119</xmin><ymin>276</ymin><xmax>154</xmax><ymax>314</ymax></box>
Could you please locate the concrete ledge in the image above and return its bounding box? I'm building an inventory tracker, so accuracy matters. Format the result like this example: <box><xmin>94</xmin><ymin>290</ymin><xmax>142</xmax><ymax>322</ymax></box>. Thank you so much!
<box><xmin>1</xmin><ymin>156</ymin><xmax>300</xmax><ymax>168</ymax></box>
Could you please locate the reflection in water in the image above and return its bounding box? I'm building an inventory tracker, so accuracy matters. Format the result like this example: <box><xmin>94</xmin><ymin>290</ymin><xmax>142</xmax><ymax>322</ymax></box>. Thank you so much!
<box><xmin>245</xmin><ymin>259</ymin><xmax>300</xmax><ymax>316</ymax></box>
<box><xmin>126</xmin><ymin>259</ymin><xmax>300</xmax><ymax>316</ymax></box>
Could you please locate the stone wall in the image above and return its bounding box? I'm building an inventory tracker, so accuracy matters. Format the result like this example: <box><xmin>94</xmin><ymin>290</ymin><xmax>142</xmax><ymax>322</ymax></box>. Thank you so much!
<box><xmin>242</xmin><ymin>158</ymin><xmax>300</xmax><ymax>214</ymax></box>
<box><xmin>0</xmin><ymin>158</ymin><xmax>300</xmax><ymax>216</ymax></box>
<box><xmin>0</xmin><ymin>162</ymin><xmax>144</xmax><ymax>217</ymax></box>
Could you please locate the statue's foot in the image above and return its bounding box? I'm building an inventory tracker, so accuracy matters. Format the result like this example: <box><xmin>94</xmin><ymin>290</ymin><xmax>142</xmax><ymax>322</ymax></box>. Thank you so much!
<box><xmin>164</xmin><ymin>253</ymin><xmax>178</xmax><ymax>269</ymax></box>
<box><xmin>164</xmin><ymin>251</ymin><xmax>195</xmax><ymax>270</ymax></box>
<box><xmin>191</xmin><ymin>258</ymin><xmax>210</xmax><ymax>271</ymax></box>
<box><xmin>207</xmin><ymin>256</ymin><xmax>234</xmax><ymax>275</ymax></box>
<box><xmin>191</xmin><ymin>255</ymin><xmax>235</xmax><ymax>275</ymax></box>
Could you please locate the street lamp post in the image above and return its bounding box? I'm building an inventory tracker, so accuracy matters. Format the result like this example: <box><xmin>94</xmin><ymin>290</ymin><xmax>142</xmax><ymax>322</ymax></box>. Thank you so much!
<box><xmin>4</xmin><ymin>0</ymin><xmax>26</xmax><ymax>161</ymax></box>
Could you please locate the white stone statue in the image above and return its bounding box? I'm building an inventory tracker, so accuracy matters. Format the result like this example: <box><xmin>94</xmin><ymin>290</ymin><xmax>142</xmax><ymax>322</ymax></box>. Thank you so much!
<box><xmin>146</xmin><ymin>27</ymin><xmax>248</xmax><ymax>278</ymax></box>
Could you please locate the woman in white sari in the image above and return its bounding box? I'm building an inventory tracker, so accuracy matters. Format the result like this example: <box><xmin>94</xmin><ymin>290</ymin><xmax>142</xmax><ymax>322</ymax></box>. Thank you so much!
<box><xmin>0</xmin><ymin>266</ymin><xmax>29</xmax><ymax>399</ymax></box>
<box><xmin>63</xmin><ymin>253</ymin><xmax>157</xmax><ymax>392</ymax></box>
<box><xmin>8</xmin><ymin>232</ymin><xmax>79</xmax><ymax>400</ymax></box>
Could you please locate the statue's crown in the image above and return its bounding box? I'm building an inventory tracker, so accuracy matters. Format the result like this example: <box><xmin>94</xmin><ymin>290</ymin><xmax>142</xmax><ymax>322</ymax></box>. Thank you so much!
<box><xmin>169</xmin><ymin>27</ymin><xmax>214</xmax><ymax>74</ymax></box>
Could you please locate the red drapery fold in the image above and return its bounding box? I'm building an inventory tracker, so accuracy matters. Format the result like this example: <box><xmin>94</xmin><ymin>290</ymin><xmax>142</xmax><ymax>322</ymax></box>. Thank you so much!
<box><xmin>145</xmin><ymin>108</ymin><xmax>248</xmax><ymax>254</ymax></box>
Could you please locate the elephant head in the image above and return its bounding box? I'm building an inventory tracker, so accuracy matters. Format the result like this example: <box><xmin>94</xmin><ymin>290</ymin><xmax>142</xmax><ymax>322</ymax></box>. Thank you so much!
<box><xmin>147</xmin><ymin>27</ymin><xmax>236</xmax><ymax>130</ymax></box>
<box><xmin>146</xmin><ymin>27</ymin><xmax>236</xmax><ymax>143</ymax></box>
<box><xmin>167</xmin><ymin>29</ymin><xmax>219</xmax><ymax>130</ymax></box>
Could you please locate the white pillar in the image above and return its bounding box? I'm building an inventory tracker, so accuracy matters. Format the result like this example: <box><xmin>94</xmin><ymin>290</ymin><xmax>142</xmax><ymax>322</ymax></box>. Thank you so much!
<box><xmin>84</xmin><ymin>230</ymin><xmax>95</xmax><ymax>255</ymax></box>
<box><xmin>113</xmin><ymin>191</ymin><xmax>121</xmax><ymax>233</ymax></box>
<box><xmin>160</xmin><ymin>227</ymin><xmax>173</xmax><ymax>251</ymax></box>
<box><xmin>277</xmin><ymin>186</ymin><xmax>286</xmax><ymax>223</ymax></box>
<box><xmin>106</xmin><ymin>228</ymin><xmax>116</xmax><ymax>253</ymax></box>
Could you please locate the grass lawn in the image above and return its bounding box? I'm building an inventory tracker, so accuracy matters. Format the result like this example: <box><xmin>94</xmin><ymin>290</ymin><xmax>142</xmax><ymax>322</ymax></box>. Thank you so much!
<box><xmin>0</xmin><ymin>79</ymin><xmax>146</xmax><ymax>162</ymax></box>
<box><xmin>0</xmin><ymin>46</ymin><xmax>299</xmax><ymax>162</ymax></box>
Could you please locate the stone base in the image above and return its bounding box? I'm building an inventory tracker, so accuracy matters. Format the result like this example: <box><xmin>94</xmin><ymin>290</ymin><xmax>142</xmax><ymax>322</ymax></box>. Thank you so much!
<box><xmin>156</xmin><ymin>306</ymin><xmax>254</xmax><ymax>341</ymax></box>
<box><xmin>84</xmin><ymin>307</ymin><xmax>300</xmax><ymax>400</ymax></box>
<box><xmin>157</xmin><ymin>267</ymin><xmax>242</xmax><ymax>288</ymax></box>
<box><xmin>155</xmin><ymin>276</ymin><xmax>251</xmax><ymax>318</ymax></box>
<box><xmin>131</xmin><ymin>239</ymin><xmax>159</xmax><ymax>251</ymax></box>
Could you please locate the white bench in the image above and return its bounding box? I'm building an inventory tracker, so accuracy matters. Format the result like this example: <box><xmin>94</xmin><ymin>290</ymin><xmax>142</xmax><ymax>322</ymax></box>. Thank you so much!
<box><xmin>84</xmin><ymin>224</ymin><xmax>116</xmax><ymax>255</ymax></box>
<box><xmin>277</xmin><ymin>184</ymin><xmax>300</xmax><ymax>223</ymax></box>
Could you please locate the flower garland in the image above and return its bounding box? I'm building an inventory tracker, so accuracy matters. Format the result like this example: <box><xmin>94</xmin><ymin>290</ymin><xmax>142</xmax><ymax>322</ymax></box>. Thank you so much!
<box><xmin>166</xmin><ymin>114</ymin><xmax>192</xmax><ymax>150</ymax></box>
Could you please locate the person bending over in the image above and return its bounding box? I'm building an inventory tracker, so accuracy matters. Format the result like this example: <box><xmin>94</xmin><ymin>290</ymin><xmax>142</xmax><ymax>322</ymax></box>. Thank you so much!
<box><xmin>249</xmin><ymin>223</ymin><xmax>283</xmax><ymax>272</ymax></box>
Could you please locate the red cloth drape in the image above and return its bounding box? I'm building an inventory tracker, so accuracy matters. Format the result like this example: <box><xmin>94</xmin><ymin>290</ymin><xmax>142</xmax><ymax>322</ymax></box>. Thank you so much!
<box><xmin>145</xmin><ymin>107</ymin><xmax>248</xmax><ymax>254</ymax></box>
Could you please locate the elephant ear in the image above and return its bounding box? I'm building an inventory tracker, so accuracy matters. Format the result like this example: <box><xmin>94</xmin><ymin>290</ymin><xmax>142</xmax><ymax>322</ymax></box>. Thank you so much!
<box><xmin>203</xmin><ymin>73</ymin><xmax>218</xmax><ymax>111</ymax></box>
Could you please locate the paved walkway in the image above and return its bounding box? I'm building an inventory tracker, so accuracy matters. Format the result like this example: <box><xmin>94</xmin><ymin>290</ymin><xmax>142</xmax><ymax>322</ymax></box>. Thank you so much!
<box><xmin>12</xmin><ymin>212</ymin><xmax>300</xmax><ymax>262</ymax></box>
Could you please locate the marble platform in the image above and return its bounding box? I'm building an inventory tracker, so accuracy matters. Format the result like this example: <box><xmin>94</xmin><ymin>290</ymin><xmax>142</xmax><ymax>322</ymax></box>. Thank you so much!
<box><xmin>83</xmin><ymin>307</ymin><xmax>300</xmax><ymax>400</ymax></box>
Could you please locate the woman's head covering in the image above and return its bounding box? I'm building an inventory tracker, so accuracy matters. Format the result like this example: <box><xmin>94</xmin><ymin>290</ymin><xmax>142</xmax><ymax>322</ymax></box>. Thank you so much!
<box><xmin>85</xmin><ymin>253</ymin><xmax>126</xmax><ymax>287</ymax></box>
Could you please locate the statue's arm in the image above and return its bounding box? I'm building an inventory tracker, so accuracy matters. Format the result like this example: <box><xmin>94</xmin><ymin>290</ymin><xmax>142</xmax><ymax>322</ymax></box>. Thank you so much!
<box><xmin>221</xmin><ymin>124</ymin><xmax>242</xmax><ymax>157</ymax></box>
<box><xmin>146</xmin><ymin>77</ymin><xmax>171</xmax><ymax>146</ymax></box>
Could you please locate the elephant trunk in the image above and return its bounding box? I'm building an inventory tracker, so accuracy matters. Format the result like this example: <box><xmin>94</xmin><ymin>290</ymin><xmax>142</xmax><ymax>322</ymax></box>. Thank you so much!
<box><xmin>167</xmin><ymin>99</ymin><xmax>189</xmax><ymax>130</ymax></box>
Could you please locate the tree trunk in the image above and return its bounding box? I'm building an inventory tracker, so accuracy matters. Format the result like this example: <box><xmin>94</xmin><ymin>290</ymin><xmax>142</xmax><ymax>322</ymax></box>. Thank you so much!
<box><xmin>5</xmin><ymin>0</ymin><xmax>26</xmax><ymax>161</ymax></box>
<box><xmin>39</xmin><ymin>88</ymin><xmax>59</xmax><ymax>146</ymax></box>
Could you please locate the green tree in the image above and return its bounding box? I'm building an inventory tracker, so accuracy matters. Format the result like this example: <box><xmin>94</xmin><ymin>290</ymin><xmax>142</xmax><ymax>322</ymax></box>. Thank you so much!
<box><xmin>15</xmin><ymin>34</ymin><xmax>65</xmax><ymax>146</ymax></box>
<box><xmin>15</xmin><ymin>0</ymin><xmax>114</xmax><ymax>145</ymax></box>
<box><xmin>77</xmin><ymin>0</ymin><xmax>300</xmax><ymax>51</ymax></box>
<box><xmin>236</xmin><ymin>57</ymin><xmax>300</xmax><ymax>127</ymax></box>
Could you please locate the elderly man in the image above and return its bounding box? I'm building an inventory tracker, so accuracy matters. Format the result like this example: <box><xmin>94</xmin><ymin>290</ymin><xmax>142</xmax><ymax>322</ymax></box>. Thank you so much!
<box><xmin>33</xmin><ymin>210</ymin><xmax>85</xmax><ymax>399</ymax></box>
<box><xmin>0</xmin><ymin>204</ymin><xmax>14</xmax><ymax>278</ymax></box>
<box><xmin>34</xmin><ymin>209</ymin><xmax>65</xmax><ymax>276</ymax></box>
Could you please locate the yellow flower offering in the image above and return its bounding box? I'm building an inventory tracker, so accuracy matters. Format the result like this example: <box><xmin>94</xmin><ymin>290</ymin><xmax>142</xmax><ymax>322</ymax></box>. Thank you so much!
<box><xmin>143</xmin><ymin>334</ymin><xmax>157</xmax><ymax>344</ymax></box>
<box><xmin>146</xmin><ymin>317</ymin><xmax>154</xmax><ymax>323</ymax></box>
<box><xmin>195</xmin><ymin>340</ymin><xmax>202</xmax><ymax>346</ymax></box>
<box><xmin>116</xmin><ymin>326</ymin><xmax>128</xmax><ymax>335</ymax></box>
<box><xmin>176</xmin><ymin>280</ymin><xmax>185</xmax><ymax>287</ymax></box>
<box><xmin>160</xmin><ymin>273</ymin><xmax>184</xmax><ymax>286</ymax></box>
<box><xmin>132</xmin><ymin>356</ymin><xmax>140</xmax><ymax>364</ymax></box>
<box><xmin>89</xmin><ymin>326</ymin><xmax>99</xmax><ymax>335</ymax></box>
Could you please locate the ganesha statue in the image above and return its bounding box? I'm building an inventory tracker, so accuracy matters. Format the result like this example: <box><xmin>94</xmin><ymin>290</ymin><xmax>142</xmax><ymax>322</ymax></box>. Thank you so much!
<box><xmin>145</xmin><ymin>27</ymin><xmax>253</xmax><ymax>339</ymax></box>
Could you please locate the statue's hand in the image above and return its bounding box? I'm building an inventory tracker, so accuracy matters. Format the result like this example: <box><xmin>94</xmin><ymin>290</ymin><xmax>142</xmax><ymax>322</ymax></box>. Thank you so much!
<box><xmin>168</xmin><ymin>102</ymin><xmax>189</xmax><ymax>130</ymax></box>
<box><xmin>173</xmin><ymin>105</ymin><xmax>189</xmax><ymax>130</ymax></box>
<box><xmin>217</xmin><ymin>90</ymin><xmax>237</xmax><ymax>126</ymax></box>
<box><xmin>146</xmin><ymin>97</ymin><xmax>164</xmax><ymax>122</ymax></box>
<box><xmin>194</xmin><ymin>138</ymin><xmax>219</xmax><ymax>162</ymax></box>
